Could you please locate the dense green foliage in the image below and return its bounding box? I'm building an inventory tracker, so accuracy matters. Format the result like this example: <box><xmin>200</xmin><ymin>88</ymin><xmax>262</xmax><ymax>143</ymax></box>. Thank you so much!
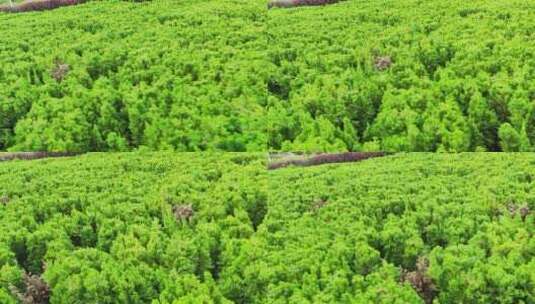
<box><xmin>3</xmin><ymin>0</ymin><xmax>535</xmax><ymax>152</ymax></box>
<box><xmin>0</xmin><ymin>0</ymin><xmax>266</xmax><ymax>152</ymax></box>
<box><xmin>232</xmin><ymin>153</ymin><xmax>534</xmax><ymax>303</ymax></box>
<box><xmin>267</xmin><ymin>0</ymin><xmax>535</xmax><ymax>152</ymax></box>
<box><xmin>1</xmin><ymin>153</ymin><xmax>533</xmax><ymax>303</ymax></box>
<box><xmin>0</xmin><ymin>153</ymin><xmax>267</xmax><ymax>303</ymax></box>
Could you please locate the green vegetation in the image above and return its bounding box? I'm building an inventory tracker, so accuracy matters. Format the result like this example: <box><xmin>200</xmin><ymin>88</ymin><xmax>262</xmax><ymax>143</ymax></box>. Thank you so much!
<box><xmin>1</xmin><ymin>153</ymin><xmax>533</xmax><ymax>303</ymax></box>
<box><xmin>267</xmin><ymin>0</ymin><xmax>535</xmax><ymax>152</ymax></box>
<box><xmin>3</xmin><ymin>0</ymin><xmax>535</xmax><ymax>153</ymax></box>
<box><xmin>236</xmin><ymin>153</ymin><xmax>535</xmax><ymax>303</ymax></box>
<box><xmin>0</xmin><ymin>153</ymin><xmax>267</xmax><ymax>303</ymax></box>
<box><xmin>0</xmin><ymin>0</ymin><xmax>267</xmax><ymax>152</ymax></box>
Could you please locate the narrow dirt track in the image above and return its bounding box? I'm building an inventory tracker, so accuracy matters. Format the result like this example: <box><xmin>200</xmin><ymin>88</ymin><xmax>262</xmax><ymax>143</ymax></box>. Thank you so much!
<box><xmin>267</xmin><ymin>0</ymin><xmax>344</xmax><ymax>9</ymax></box>
<box><xmin>267</xmin><ymin>152</ymin><xmax>387</xmax><ymax>170</ymax></box>
<box><xmin>0</xmin><ymin>0</ymin><xmax>87</xmax><ymax>13</ymax></box>
<box><xmin>0</xmin><ymin>152</ymin><xmax>80</xmax><ymax>162</ymax></box>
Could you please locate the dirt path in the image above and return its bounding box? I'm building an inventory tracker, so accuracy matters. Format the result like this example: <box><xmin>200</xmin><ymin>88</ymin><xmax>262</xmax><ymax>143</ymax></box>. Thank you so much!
<box><xmin>0</xmin><ymin>0</ymin><xmax>87</xmax><ymax>13</ymax></box>
<box><xmin>267</xmin><ymin>152</ymin><xmax>387</xmax><ymax>170</ymax></box>
<box><xmin>0</xmin><ymin>152</ymin><xmax>80</xmax><ymax>162</ymax></box>
<box><xmin>268</xmin><ymin>0</ymin><xmax>344</xmax><ymax>9</ymax></box>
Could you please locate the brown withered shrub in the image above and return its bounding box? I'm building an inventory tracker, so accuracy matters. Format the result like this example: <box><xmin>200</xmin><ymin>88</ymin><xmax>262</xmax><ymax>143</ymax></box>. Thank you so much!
<box><xmin>51</xmin><ymin>60</ymin><xmax>70</xmax><ymax>83</ymax></box>
<box><xmin>173</xmin><ymin>204</ymin><xmax>194</xmax><ymax>222</ymax></box>
<box><xmin>9</xmin><ymin>273</ymin><xmax>50</xmax><ymax>304</ymax></box>
<box><xmin>507</xmin><ymin>203</ymin><xmax>531</xmax><ymax>221</ymax></box>
<box><xmin>310</xmin><ymin>198</ymin><xmax>328</xmax><ymax>212</ymax></box>
<box><xmin>374</xmin><ymin>56</ymin><xmax>392</xmax><ymax>71</ymax></box>
<box><xmin>519</xmin><ymin>205</ymin><xmax>530</xmax><ymax>222</ymax></box>
<box><xmin>401</xmin><ymin>257</ymin><xmax>437</xmax><ymax>304</ymax></box>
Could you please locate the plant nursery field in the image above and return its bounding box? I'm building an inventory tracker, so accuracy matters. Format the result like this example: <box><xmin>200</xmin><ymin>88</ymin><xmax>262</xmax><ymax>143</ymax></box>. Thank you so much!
<box><xmin>0</xmin><ymin>0</ymin><xmax>267</xmax><ymax>152</ymax></box>
<box><xmin>267</xmin><ymin>0</ymin><xmax>535</xmax><ymax>152</ymax></box>
<box><xmin>0</xmin><ymin>152</ymin><xmax>267</xmax><ymax>303</ymax></box>
<box><xmin>0</xmin><ymin>153</ymin><xmax>533</xmax><ymax>303</ymax></box>
<box><xmin>2</xmin><ymin>0</ymin><xmax>535</xmax><ymax>152</ymax></box>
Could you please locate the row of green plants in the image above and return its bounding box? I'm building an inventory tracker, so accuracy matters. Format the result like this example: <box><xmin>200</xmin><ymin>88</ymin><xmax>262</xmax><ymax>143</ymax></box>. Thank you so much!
<box><xmin>267</xmin><ymin>0</ymin><xmax>535</xmax><ymax>152</ymax></box>
<box><xmin>0</xmin><ymin>0</ymin><xmax>267</xmax><ymax>152</ymax></box>
<box><xmin>0</xmin><ymin>153</ymin><xmax>533</xmax><ymax>303</ymax></box>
